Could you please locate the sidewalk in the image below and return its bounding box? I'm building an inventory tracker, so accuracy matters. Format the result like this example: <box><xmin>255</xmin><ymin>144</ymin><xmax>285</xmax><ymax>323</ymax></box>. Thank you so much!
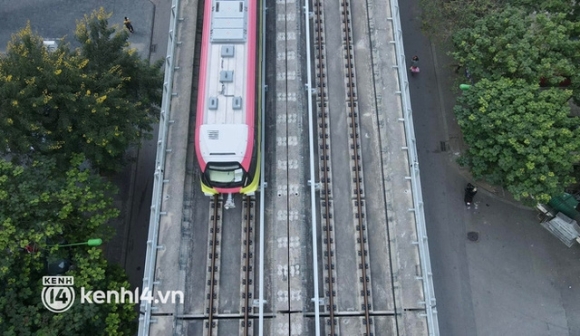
<box><xmin>429</xmin><ymin>39</ymin><xmax>533</xmax><ymax>211</ymax></box>
<box><xmin>99</xmin><ymin>2</ymin><xmax>156</xmax><ymax>288</ymax></box>
<box><xmin>104</xmin><ymin>0</ymin><xmax>173</xmax><ymax>291</ymax></box>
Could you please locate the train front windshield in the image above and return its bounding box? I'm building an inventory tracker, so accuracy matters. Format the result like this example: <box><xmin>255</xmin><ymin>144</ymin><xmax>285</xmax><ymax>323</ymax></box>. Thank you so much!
<box><xmin>206</xmin><ymin>162</ymin><xmax>244</xmax><ymax>187</ymax></box>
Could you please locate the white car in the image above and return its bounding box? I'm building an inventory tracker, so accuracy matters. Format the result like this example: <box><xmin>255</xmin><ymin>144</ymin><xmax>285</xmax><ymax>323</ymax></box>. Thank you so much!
<box><xmin>42</xmin><ymin>39</ymin><xmax>59</xmax><ymax>52</ymax></box>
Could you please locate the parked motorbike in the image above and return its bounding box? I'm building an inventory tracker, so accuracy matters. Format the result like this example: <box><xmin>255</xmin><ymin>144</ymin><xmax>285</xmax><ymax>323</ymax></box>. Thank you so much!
<box><xmin>410</xmin><ymin>66</ymin><xmax>420</xmax><ymax>76</ymax></box>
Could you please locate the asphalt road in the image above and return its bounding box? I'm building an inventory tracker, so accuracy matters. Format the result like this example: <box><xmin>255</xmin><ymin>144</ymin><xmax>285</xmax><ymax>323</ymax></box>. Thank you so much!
<box><xmin>0</xmin><ymin>0</ymin><xmax>154</xmax><ymax>55</ymax></box>
<box><xmin>110</xmin><ymin>0</ymin><xmax>171</xmax><ymax>289</ymax></box>
<box><xmin>400</xmin><ymin>1</ymin><xmax>580</xmax><ymax>335</ymax></box>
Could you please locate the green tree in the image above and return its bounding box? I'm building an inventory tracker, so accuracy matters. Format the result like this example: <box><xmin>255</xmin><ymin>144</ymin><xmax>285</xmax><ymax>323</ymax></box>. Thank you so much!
<box><xmin>419</xmin><ymin>0</ymin><xmax>580</xmax><ymax>43</ymax></box>
<box><xmin>0</xmin><ymin>155</ymin><xmax>136</xmax><ymax>335</ymax></box>
<box><xmin>452</xmin><ymin>7</ymin><xmax>580</xmax><ymax>101</ymax></box>
<box><xmin>508</xmin><ymin>0</ymin><xmax>580</xmax><ymax>21</ymax></box>
<box><xmin>455</xmin><ymin>78</ymin><xmax>580</xmax><ymax>204</ymax></box>
<box><xmin>0</xmin><ymin>8</ymin><xmax>162</xmax><ymax>172</ymax></box>
<box><xmin>419</xmin><ymin>0</ymin><xmax>506</xmax><ymax>42</ymax></box>
<box><xmin>72</xmin><ymin>8</ymin><xmax>163</xmax><ymax>171</ymax></box>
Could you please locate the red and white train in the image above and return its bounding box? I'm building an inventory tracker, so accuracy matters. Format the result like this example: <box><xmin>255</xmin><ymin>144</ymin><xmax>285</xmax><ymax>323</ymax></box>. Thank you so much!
<box><xmin>195</xmin><ymin>0</ymin><xmax>262</xmax><ymax>207</ymax></box>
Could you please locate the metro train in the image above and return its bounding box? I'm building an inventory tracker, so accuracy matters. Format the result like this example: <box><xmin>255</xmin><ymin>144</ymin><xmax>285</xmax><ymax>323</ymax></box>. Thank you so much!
<box><xmin>194</xmin><ymin>0</ymin><xmax>263</xmax><ymax>208</ymax></box>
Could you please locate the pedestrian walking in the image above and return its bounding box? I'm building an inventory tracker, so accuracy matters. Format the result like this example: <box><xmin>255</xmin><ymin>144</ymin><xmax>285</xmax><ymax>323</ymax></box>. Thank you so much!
<box><xmin>124</xmin><ymin>17</ymin><xmax>134</xmax><ymax>33</ymax></box>
<box><xmin>464</xmin><ymin>183</ymin><xmax>478</xmax><ymax>206</ymax></box>
<box><xmin>409</xmin><ymin>55</ymin><xmax>420</xmax><ymax>76</ymax></box>
<box><xmin>411</xmin><ymin>55</ymin><xmax>419</xmax><ymax>67</ymax></box>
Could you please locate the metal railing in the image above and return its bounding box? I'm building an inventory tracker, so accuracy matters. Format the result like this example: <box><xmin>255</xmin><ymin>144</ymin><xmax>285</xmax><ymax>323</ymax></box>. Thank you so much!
<box><xmin>138</xmin><ymin>0</ymin><xmax>181</xmax><ymax>334</ymax></box>
<box><xmin>136</xmin><ymin>0</ymin><xmax>439</xmax><ymax>335</ymax></box>
<box><xmin>389</xmin><ymin>2</ymin><xmax>440</xmax><ymax>335</ymax></box>
<box><xmin>258</xmin><ymin>1</ymin><xmax>267</xmax><ymax>334</ymax></box>
<box><xmin>304</xmin><ymin>0</ymin><xmax>321</xmax><ymax>334</ymax></box>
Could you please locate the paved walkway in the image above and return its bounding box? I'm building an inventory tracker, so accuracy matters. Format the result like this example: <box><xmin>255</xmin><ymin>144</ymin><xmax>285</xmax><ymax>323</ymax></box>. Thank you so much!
<box><xmin>401</xmin><ymin>1</ymin><xmax>580</xmax><ymax>335</ymax></box>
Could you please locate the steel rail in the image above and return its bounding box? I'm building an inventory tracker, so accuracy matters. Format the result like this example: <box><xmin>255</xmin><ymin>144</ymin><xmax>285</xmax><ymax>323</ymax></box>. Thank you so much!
<box><xmin>205</xmin><ymin>195</ymin><xmax>222</xmax><ymax>336</ymax></box>
<box><xmin>241</xmin><ymin>196</ymin><xmax>255</xmax><ymax>335</ymax></box>
<box><xmin>340</xmin><ymin>0</ymin><xmax>372</xmax><ymax>334</ymax></box>
<box><xmin>312</xmin><ymin>0</ymin><xmax>337</xmax><ymax>335</ymax></box>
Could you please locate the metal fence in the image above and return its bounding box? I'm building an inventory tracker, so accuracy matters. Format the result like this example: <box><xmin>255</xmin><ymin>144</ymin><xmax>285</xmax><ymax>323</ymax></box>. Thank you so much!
<box><xmin>304</xmin><ymin>0</ymin><xmax>322</xmax><ymax>334</ymax></box>
<box><xmin>388</xmin><ymin>2</ymin><xmax>440</xmax><ymax>335</ymax></box>
<box><xmin>138</xmin><ymin>0</ymin><xmax>181</xmax><ymax>334</ymax></box>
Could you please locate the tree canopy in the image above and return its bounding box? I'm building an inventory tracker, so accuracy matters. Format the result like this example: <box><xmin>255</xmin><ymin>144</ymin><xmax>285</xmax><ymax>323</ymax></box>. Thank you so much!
<box><xmin>439</xmin><ymin>1</ymin><xmax>580</xmax><ymax>203</ymax></box>
<box><xmin>419</xmin><ymin>0</ymin><xmax>580</xmax><ymax>43</ymax></box>
<box><xmin>0</xmin><ymin>8</ymin><xmax>163</xmax><ymax>172</ymax></box>
<box><xmin>0</xmin><ymin>8</ymin><xmax>151</xmax><ymax>333</ymax></box>
<box><xmin>509</xmin><ymin>0</ymin><xmax>580</xmax><ymax>21</ymax></box>
<box><xmin>455</xmin><ymin>78</ymin><xmax>580</xmax><ymax>204</ymax></box>
<box><xmin>420</xmin><ymin>0</ymin><xmax>505</xmax><ymax>43</ymax></box>
<box><xmin>0</xmin><ymin>155</ymin><xmax>136</xmax><ymax>335</ymax></box>
<box><xmin>452</xmin><ymin>7</ymin><xmax>580</xmax><ymax>101</ymax></box>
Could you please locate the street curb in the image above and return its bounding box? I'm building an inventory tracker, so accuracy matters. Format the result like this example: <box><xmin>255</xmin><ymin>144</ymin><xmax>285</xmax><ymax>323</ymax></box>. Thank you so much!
<box><xmin>147</xmin><ymin>1</ymin><xmax>156</xmax><ymax>61</ymax></box>
<box><xmin>120</xmin><ymin>150</ymin><xmax>139</xmax><ymax>268</ymax></box>
<box><xmin>430</xmin><ymin>40</ymin><xmax>450</xmax><ymax>144</ymax></box>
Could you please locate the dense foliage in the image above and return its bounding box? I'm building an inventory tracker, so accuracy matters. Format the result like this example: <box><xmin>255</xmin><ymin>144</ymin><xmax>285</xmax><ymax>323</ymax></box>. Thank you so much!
<box><xmin>419</xmin><ymin>0</ymin><xmax>580</xmax><ymax>203</ymax></box>
<box><xmin>0</xmin><ymin>155</ymin><xmax>136</xmax><ymax>335</ymax></box>
<box><xmin>452</xmin><ymin>7</ymin><xmax>580</xmax><ymax>102</ymax></box>
<box><xmin>0</xmin><ymin>8</ymin><xmax>163</xmax><ymax>172</ymax></box>
<box><xmin>455</xmin><ymin>78</ymin><xmax>580</xmax><ymax>204</ymax></box>
<box><xmin>0</xmin><ymin>8</ymin><xmax>152</xmax><ymax>334</ymax></box>
<box><xmin>509</xmin><ymin>0</ymin><xmax>580</xmax><ymax>20</ymax></box>
<box><xmin>419</xmin><ymin>0</ymin><xmax>580</xmax><ymax>42</ymax></box>
<box><xmin>419</xmin><ymin>0</ymin><xmax>507</xmax><ymax>42</ymax></box>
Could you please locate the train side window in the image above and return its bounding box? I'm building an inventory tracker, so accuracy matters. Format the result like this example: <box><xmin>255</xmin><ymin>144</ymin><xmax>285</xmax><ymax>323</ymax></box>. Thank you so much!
<box><xmin>233</xmin><ymin>97</ymin><xmax>242</xmax><ymax>110</ymax></box>
<box><xmin>221</xmin><ymin>45</ymin><xmax>235</xmax><ymax>57</ymax></box>
<box><xmin>220</xmin><ymin>70</ymin><xmax>234</xmax><ymax>83</ymax></box>
<box><xmin>209</xmin><ymin>97</ymin><xmax>218</xmax><ymax>110</ymax></box>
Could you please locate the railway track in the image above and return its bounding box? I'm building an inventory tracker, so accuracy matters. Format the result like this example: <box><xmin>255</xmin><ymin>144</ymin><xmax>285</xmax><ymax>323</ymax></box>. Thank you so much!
<box><xmin>203</xmin><ymin>195</ymin><xmax>256</xmax><ymax>336</ymax></box>
<box><xmin>314</xmin><ymin>0</ymin><xmax>374</xmax><ymax>335</ymax></box>
<box><xmin>339</xmin><ymin>0</ymin><xmax>375</xmax><ymax>333</ymax></box>
<box><xmin>312</xmin><ymin>0</ymin><xmax>338</xmax><ymax>334</ymax></box>
<box><xmin>204</xmin><ymin>196</ymin><xmax>223</xmax><ymax>336</ymax></box>
<box><xmin>239</xmin><ymin>196</ymin><xmax>256</xmax><ymax>336</ymax></box>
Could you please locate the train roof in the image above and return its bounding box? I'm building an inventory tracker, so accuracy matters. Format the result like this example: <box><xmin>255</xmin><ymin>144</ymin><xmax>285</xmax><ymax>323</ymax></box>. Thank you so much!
<box><xmin>197</xmin><ymin>0</ymin><xmax>255</xmax><ymax>165</ymax></box>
